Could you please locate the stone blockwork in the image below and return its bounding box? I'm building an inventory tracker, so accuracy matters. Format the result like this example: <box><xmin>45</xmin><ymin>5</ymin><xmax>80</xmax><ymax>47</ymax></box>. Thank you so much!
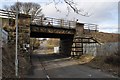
<box><xmin>75</xmin><ymin>23</ymin><xmax>84</xmax><ymax>37</ymax></box>
<box><xmin>17</xmin><ymin>14</ymin><xmax>32</xmax><ymax>75</ymax></box>
<box><xmin>58</xmin><ymin>23</ymin><xmax>85</xmax><ymax>56</ymax></box>
<box><xmin>58</xmin><ymin>23</ymin><xmax>84</xmax><ymax>56</ymax></box>
<box><xmin>18</xmin><ymin>14</ymin><xmax>31</xmax><ymax>50</ymax></box>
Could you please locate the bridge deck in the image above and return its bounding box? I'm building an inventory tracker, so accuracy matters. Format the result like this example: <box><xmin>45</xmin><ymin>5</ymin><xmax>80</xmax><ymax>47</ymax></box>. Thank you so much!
<box><xmin>30</xmin><ymin>16</ymin><xmax>76</xmax><ymax>38</ymax></box>
<box><xmin>30</xmin><ymin>24</ymin><xmax>76</xmax><ymax>38</ymax></box>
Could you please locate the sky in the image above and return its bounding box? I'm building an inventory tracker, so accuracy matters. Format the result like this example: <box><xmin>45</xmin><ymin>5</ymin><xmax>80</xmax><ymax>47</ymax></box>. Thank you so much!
<box><xmin>0</xmin><ymin>0</ymin><xmax>119</xmax><ymax>33</ymax></box>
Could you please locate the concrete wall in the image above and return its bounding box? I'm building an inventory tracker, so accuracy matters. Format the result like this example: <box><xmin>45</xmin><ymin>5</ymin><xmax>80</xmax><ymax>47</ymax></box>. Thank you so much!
<box><xmin>83</xmin><ymin>42</ymin><xmax>119</xmax><ymax>56</ymax></box>
<box><xmin>2</xmin><ymin>29</ymin><xmax>8</xmax><ymax>43</ymax></box>
<box><xmin>0</xmin><ymin>27</ymin><xmax>8</xmax><ymax>44</ymax></box>
<box><xmin>54</xmin><ymin>47</ymin><xmax>59</xmax><ymax>53</ymax></box>
<box><xmin>83</xmin><ymin>43</ymin><xmax>98</xmax><ymax>56</ymax></box>
<box><xmin>96</xmin><ymin>42</ymin><xmax>119</xmax><ymax>56</ymax></box>
<box><xmin>59</xmin><ymin>38</ymin><xmax>73</xmax><ymax>56</ymax></box>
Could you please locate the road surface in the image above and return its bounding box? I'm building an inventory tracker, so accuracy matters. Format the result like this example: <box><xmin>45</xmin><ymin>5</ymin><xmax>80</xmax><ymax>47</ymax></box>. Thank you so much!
<box><xmin>26</xmin><ymin>52</ymin><xmax>118</xmax><ymax>78</ymax></box>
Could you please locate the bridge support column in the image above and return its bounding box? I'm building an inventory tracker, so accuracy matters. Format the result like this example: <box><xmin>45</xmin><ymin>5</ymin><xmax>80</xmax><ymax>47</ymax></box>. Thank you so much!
<box><xmin>76</xmin><ymin>23</ymin><xmax>84</xmax><ymax>36</ymax></box>
<box><xmin>18</xmin><ymin>14</ymin><xmax>31</xmax><ymax>64</ymax></box>
<box><xmin>59</xmin><ymin>38</ymin><xmax>73</xmax><ymax>56</ymax></box>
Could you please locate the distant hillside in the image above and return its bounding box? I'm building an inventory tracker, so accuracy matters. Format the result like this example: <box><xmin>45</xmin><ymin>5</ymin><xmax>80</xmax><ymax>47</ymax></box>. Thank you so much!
<box><xmin>90</xmin><ymin>32</ymin><xmax>120</xmax><ymax>43</ymax></box>
<box><xmin>45</xmin><ymin>32</ymin><xmax>119</xmax><ymax>45</ymax></box>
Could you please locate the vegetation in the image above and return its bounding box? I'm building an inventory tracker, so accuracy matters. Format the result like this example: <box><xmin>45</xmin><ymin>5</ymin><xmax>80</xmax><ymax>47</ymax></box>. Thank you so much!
<box><xmin>104</xmin><ymin>52</ymin><xmax>120</xmax><ymax>66</ymax></box>
<box><xmin>85</xmin><ymin>52</ymin><xmax>120</xmax><ymax>77</ymax></box>
<box><xmin>47</xmin><ymin>39</ymin><xmax>59</xmax><ymax>46</ymax></box>
<box><xmin>30</xmin><ymin>38</ymin><xmax>41</xmax><ymax>50</ymax></box>
<box><xmin>2</xmin><ymin>44</ymin><xmax>15</xmax><ymax>78</ymax></box>
<box><xmin>2</xmin><ymin>2</ymin><xmax>42</xmax><ymax>77</ymax></box>
<box><xmin>46</xmin><ymin>39</ymin><xmax>60</xmax><ymax>49</ymax></box>
<box><xmin>2</xmin><ymin>42</ymin><xmax>31</xmax><ymax>78</ymax></box>
<box><xmin>91</xmin><ymin>32</ymin><xmax>120</xmax><ymax>43</ymax></box>
<box><xmin>5</xmin><ymin>2</ymin><xmax>43</xmax><ymax>20</ymax></box>
<box><xmin>2</xmin><ymin>1</ymin><xmax>119</xmax><ymax>78</ymax></box>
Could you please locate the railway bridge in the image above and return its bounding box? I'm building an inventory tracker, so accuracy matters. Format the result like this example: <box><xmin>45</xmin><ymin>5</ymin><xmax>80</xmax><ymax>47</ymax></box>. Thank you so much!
<box><xmin>30</xmin><ymin>16</ymin><xmax>99</xmax><ymax>56</ymax></box>
<box><xmin>0</xmin><ymin>9</ymin><xmax>99</xmax><ymax>57</ymax></box>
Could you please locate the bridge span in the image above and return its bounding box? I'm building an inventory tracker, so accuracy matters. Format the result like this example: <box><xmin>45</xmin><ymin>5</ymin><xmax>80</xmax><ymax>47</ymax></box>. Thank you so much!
<box><xmin>30</xmin><ymin>16</ymin><xmax>76</xmax><ymax>56</ymax></box>
<box><xmin>0</xmin><ymin>9</ymin><xmax>98</xmax><ymax>57</ymax></box>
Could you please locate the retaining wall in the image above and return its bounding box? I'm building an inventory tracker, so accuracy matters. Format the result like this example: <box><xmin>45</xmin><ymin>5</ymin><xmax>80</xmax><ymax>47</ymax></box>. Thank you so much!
<box><xmin>83</xmin><ymin>42</ymin><xmax>119</xmax><ymax>56</ymax></box>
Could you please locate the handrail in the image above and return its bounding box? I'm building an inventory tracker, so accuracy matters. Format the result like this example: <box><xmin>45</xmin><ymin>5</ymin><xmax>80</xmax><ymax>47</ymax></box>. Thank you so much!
<box><xmin>0</xmin><ymin>9</ymin><xmax>15</xmax><ymax>18</ymax></box>
<box><xmin>84</xmin><ymin>23</ymin><xmax>98</xmax><ymax>31</ymax></box>
<box><xmin>31</xmin><ymin>16</ymin><xmax>76</xmax><ymax>29</ymax></box>
<box><xmin>0</xmin><ymin>9</ymin><xmax>98</xmax><ymax>30</ymax></box>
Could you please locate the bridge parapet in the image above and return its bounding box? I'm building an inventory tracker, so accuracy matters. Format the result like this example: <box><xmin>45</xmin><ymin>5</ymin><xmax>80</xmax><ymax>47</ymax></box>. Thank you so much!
<box><xmin>31</xmin><ymin>16</ymin><xmax>76</xmax><ymax>29</ymax></box>
<box><xmin>0</xmin><ymin>9</ymin><xmax>15</xmax><ymax>18</ymax></box>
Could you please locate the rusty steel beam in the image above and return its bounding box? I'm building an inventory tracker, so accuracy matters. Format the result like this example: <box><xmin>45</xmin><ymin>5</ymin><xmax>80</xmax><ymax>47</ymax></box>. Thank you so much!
<box><xmin>30</xmin><ymin>24</ymin><xmax>76</xmax><ymax>35</ymax></box>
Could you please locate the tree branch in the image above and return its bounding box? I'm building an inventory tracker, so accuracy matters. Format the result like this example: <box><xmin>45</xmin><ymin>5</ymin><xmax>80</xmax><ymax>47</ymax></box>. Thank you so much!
<box><xmin>64</xmin><ymin>0</ymin><xmax>90</xmax><ymax>17</ymax></box>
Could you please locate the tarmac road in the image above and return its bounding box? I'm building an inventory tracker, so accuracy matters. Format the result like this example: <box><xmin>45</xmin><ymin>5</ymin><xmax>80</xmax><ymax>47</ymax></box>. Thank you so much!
<box><xmin>26</xmin><ymin>52</ymin><xmax>118</xmax><ymax>78</ymax></box>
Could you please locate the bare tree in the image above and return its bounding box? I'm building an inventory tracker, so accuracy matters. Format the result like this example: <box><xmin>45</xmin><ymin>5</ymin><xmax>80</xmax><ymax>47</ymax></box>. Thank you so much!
<box><xmin>5</xmin><ymin>2</ymin><xmax>43</xmax><ymax>20</ymax></box>
<box><xmin>4</xmin><ymin>0</ymin><xmax>90</xmax><ymax>18</ymax></box>
<box><xmin>5</xmin><ymin>0</ymin><xmax>91</xmax><ymax>20</ymax></box>
<box><xmin>64</xmin><ymin>0</ymin><xmax>90</xmax><ymax>16</ymax></box>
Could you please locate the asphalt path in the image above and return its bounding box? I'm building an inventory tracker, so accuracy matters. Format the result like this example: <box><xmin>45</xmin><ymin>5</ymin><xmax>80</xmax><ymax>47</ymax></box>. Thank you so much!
<box><xmin>26</xmin><ymin>52</ymin><xmax>118</xmax><ymax>78</ymax></box>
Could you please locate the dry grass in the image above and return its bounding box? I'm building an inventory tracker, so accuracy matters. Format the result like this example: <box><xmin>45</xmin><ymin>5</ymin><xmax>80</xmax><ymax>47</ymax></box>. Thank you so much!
<box><xmin>77</xmin><ymin>54</ymin><xmax>95</xmax><ymax>64</ymax></box>
<box><xmin>104</xmin><ymin>54</ymin><xmax>120</xmax><ymax>66</ymax></box>
<box><xmin>2</xmin><ymin>44</ymin><xmax>15</xmax><ymax>78</ymax></box>
<box><xmin>84</xmin><ymin>55</ymin><xmax>120</xmax><ymax>77</ymax></box>
<box><xmin>2</xmin><ymin>43</ymin><xmax>31</xmax><ymax>78</ymax></box>
<box><xmin>33</xmin><ymin>49</ymin><xmax>54</xmax><ymax>54</ymax></box>
<box><xmin>91</xmin><ymin>32</ymin><xmax>120</xmax><ymax>43</ymax></box>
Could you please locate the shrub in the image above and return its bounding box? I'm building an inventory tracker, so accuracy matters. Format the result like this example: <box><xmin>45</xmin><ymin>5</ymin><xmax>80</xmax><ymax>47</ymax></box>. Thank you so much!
<box><xmin>104</xmin><ymin>54</ymin><xmax>120</xmax><ymax>66</ymax></box>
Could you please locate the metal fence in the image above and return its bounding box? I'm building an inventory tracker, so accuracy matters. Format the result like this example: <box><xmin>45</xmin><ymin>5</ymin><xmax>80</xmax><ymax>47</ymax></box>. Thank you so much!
<box><xmin>84</xmin><ymin>23</ymin><xmax>98</xmax><ymax>31</ymax></box>
<box><xmin>0</xmin><ymin>9</ymin><xmax>15</xmax><ymax>19</ymax></box>
<box><xmin>0</xmin><ymin>9</ymin><xmax>99</xmax><ymax>31</ymax></box>
<box><xmin>31</xmin><ymin>16</ymin><xmax>76</xmax><ymax>29</ymax></box>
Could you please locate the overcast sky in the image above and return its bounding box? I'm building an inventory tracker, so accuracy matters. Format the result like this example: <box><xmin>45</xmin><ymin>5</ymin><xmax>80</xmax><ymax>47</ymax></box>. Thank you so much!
<box><xmin>0</xmin><ymin>0</ymin><xmax>119</xmax><ymax>33</ymax></box>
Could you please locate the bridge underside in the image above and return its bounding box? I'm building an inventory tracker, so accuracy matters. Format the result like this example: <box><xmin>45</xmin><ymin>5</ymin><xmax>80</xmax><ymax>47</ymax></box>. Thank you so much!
<box><xmin>30</xmin><ymin>24</ymin><xmax>76</xmax><ymax>56</ymax></box>
<box><xmin>30</xmin><ymin>32</ymin><xmax>74</xmax><ymax>38</ymax></box>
